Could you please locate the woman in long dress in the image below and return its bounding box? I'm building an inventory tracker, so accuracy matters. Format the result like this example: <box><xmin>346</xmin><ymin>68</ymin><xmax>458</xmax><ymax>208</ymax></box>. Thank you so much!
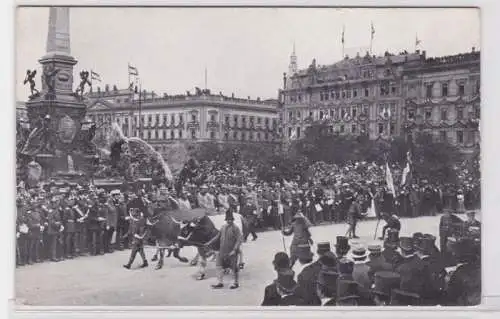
<box><xmin>282</xmin><ymin>212</ymin><xmax>313</xmax><ymax>268</ymax></box>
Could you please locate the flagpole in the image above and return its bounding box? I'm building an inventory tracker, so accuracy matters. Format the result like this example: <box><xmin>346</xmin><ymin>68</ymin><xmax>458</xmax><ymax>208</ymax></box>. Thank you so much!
<box><xmin>370</xmin><ymin>23</ymin><xmax>373</xmax><ymax>55</ymax></box>
<box><xmin>342</xmin><ymin>25</ymin><xmax>345</xmax><ymax>58</ymax></box>
<box><xmin>204</xmin><ymin>67</ymin><xmax>207</xmax><ymax>90</ymax></box>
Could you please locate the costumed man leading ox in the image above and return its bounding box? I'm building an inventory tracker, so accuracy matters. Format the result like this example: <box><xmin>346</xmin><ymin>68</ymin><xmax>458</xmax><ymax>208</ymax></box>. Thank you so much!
<box><xmin>177</xmin><ymin>208</ymin><xmax>249</xmax><ymax>284</ymax></box>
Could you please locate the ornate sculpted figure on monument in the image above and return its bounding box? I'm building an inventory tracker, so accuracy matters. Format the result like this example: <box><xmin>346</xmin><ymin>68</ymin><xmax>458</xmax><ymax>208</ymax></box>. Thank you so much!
<box><xmin>20</xmin><ymin>115</ymin><xmax>55</xmax><ymax>156</ymax></box>
<box><xmin>23</xmin><ymin>69</ymin><xmax>39</xmax><ymax>98</ymax></box>
<box><xmin>42</xmin><ymin>63</ymin><xmax>60</xmax><ymax>95</ymax></box>
<box><xmin>75</xmin><ymin>70</ymin><xmax>92</xmax><ymax>98</ymax></box>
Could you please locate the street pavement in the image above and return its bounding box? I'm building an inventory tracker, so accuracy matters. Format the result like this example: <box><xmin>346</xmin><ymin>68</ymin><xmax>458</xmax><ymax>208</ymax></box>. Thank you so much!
<box><xmin>15</xmin><ymin>214</ymin><xmax>470</xmax><ymax>306</ymax></box>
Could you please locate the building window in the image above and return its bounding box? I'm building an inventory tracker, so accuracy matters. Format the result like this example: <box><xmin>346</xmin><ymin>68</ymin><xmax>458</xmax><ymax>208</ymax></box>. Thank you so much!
<box><xmin>242</xmin><ymin>117</ymin><xmax>246</xmax><ymax>126</ymax></box>
<box><xmin>297</xmin><ymin>112</ymin><xmax>301</xmax><ymax>120</ymax></box>
<box><xmin>191</xmin><ymin>114</ymin><xmax>196</xmax><ymax>122</ymax></box>
<box><xmin>442</xmin><ymin>83</ymin><xmax>448</xmax><ymax>97</ymax></box>
<box><xmin>340</xmin><ymin>125</ymin><xmax>345</xmax><ymax>133</ymax></box>
<box><xmin>265</xmin><ymin>133</ymin><xmax>269</xmax><ymax>141</ymax></box>
<box><xmin>210</xmin><ymin>114</ymin><xmax>216</xmax><ymax>122</ymax></box>
<box><xmin>330</xmin><ymin>109</ymin><xmax>334</xmax><ymax>117</ymax></box>
<box><xmin>257</xmin><ymin>117</ymin><xmax>261</xmax><ymax>124</ymax></box>
<box><xmin>147</xmin><ymin>130</ymin><xmax>152</xmax><ymax>139</ymax></box>
<box><xmin>179</xmin><ymin>130</ymin><xmax>183</xmax><ymax>138</ymax></box>
<box><xmin>309</xmin><ymin>111</ymin><xmax>313</xmax><ymax>117</ymax></box>
<box><xmin>336</xmin><ymin>92</ymin><xmax>340</xmax><ymax>99</ymax></box>
<box><xmin>378</xmin><ymin>123</ymin><xmax>384</xmax><ymax>134</ymax></box>
<box><xmin>319</xmin><ymin>111</ymin><xmax>324</xmax><ymax>119</ymax></box>
<box><xmin>265</xmin><ymin>118</ymin><xmax>269</xmax><ymax>126</ymax></box>
<box><xmin>390</xmin><ymin>124</ymin><xmax>395</xmax><ymax>135</ymax></box>
<box><xmin>233</xmin><ymin>131</ymin><xmax>238</xmax><ymax>140</ymax></box>
<box><xmin>408</xmin><ymin>110</ymin><xmax>415</xmax><ymax>120</ymax></box>
<box><xmin>163</xmin><ymin>115</ymin><xmax>167</xmax><ymax>125</ymax></box>
<box><xmin>441</xmin><ymin>110</ymin><xmax>448</xmax><ymax>121</ymax></box>
<box><xmin>224</xmin><ymin>132</ymin><xmax>229</xmax><ymax>140</ymax></box>
<box><xmin>163</xmin><ymin>129</ymin><xmax>167</xmax><ymax>138</ymax></box>
<box><xmin>148</xmin><ymin>115</ymin><xmax>152</xmax><ymax>126</ymax></box>
<box><xmin>440</xmin><ymin>131</ymin><xmax>447</xmax><ymax>142</ymax></box>
<box><xmin>249</xmin><ymin>132</ymin><xmax>254</xmax><ymax>140</ymax></box>
<box><xmin>288</xmin><ymin>112</ymin><xmax>293</xmax><ymax>120</ymax></box>
<box><xmin>171</xmin><ymin>114</ymin><xmax>175</xmax><ymax>124</ymax></box>
<box><xmin>361</xmin><ymin>124</ymin><xmax>367</xmax><ymax>133</ymax></box>
<box><xmin>459</xmin><ymin>84</ymin><xmax>465</xmax><ymax>95</ymax></box>
<box><xmin>351</xmin><ymin>124</ymin><xmax>356</xmax><ymax>133</ymax></box>
<box><xmin>425</xmin><ymin>110</ymin><xmax>432</xmax><ymax>120</ymax></box>
<box><xmin>288</xmin><ymin>127</ymin><xmax>292</xmax><ymax>137</ymax></box>
<box><xmin>225</xmin><ymin>116</ymin><xmax>230</xmax><ymax>124</ymax></box>
<box><xmin>352</xmin><ymin>108</ymin><xmax>357</xmax><ymax>118</ymax></box>
<box><xmin>353</xmin><ymin>90</ymin><xmax>358</xmax><ymax>98</ymax></box>
<box><xmin>179</xmin><ymin>115</ymin><xmax>184</xmax><ymax>123</ymax></box>
<box><xmin>241</xmin><ymin>132</ymin><xmax>246</xmax><ymax>141</ymax></box>
<box><xmin>234</xmin><ymin>115</ymin><xmax>238</xmax><ymax>125</ymax></box>
<box><xmin>257</xmin><ymin>132</ymin><xmax>261</xmax><ymax>140</ymax></box>
<box><xmin>331</xmin><ymin>91</ymin><xmax>336</xmax><ymax>99</ymax></box>
<box><xmin>364</xmin><ymin>88</ymin><xmax>369</xmax><ymax>97</ymax></box>
<box><xmin>141</xmin><ymin>116</ymin><xmax>145</xmax><ymax>126</ymax></box>
<box><xmin>210</xmin><ymin>131</ymin><xmax>215</xmax><ymax>139</ymax></box>
<box><xmin>457</xmin><ymin>131</ymin><xmax>464</xmax><ymax>144</ymax></box>
<box><xmin>342</xmin><ymin>91</ymin><xmax>346</xmax><ymax>98</ymax></box>
<box><xmin>426</xmin><ymin>84</ymin><xmax>433</xmax><ymax>98</ymax></box>
<box><xmin>155</xmin><ymin>114</ymin><xmax>160</xmax><ymax>125</ymax></box>
<box><xmin>391</xmin><ymin>86</ymin><xmax>397</xmax><ymax>95</ymax></box>
<box><xmin>346</xmin><ymin>90</ymin><xmax>351</xmax><ymax>99</ymax></box>
<box><xmin>297</xmin><ymin>127</ymin><xmax>301</xmax><ymax>138</ymax></box>
<box><xmin>170</xmin><ymin>130</ymin><xmax>174</xmax><ymax>139</ymax></box>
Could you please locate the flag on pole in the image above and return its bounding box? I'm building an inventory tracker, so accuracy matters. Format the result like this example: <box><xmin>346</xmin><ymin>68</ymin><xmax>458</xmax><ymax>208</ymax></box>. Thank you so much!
<box><xmin>128</xmin><ymin>64</ymin><xmax>139</xmax><ymax>76</ymax></box>
<box><xmin>415</xmin><ymin>34</ymin><xmax>422</xmax><ymax>47</ymax></box>
<box><xmin>90</xmin><ymin>70</ymin><xmax>101</xmax><ymax>82</ymax></box>
<box><xmin>341</xmin><ymin>25</ymin><xmax>345</xmax><ymax>44</ymax></box>
<box><xmin>371</xmin><ymin>22</ymin><xmax>375</xmax><ymax>40</ymax></box>
<box><xmin>401</xmin><ymin>151</ymin><xmax>413</xmax><ymax>186</ymax></box>
<box><xmin>385</xmin><ymin>162</ymin><xmax>396</xmax><ymax>196</ymax></box>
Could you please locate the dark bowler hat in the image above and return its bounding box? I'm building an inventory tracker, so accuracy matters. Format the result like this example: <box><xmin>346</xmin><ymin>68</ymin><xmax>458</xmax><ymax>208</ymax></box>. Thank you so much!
<box><xmin>417</xmin><ymin>235</ymin><xmax>436</xmax><ymax>255</ymax></box>
<box><xmin>273</xmin><ymin>252</ymin><xmax>290</xmax><ymax>270</ymax></box>
<box><xmin>384</xmin><ymin>229</ymin><xmax>399</xmax><ymax>248</ymax></box>
<box><xmin>276</xmin><ymin>269</ymin><xmax>298</xmax><ymax>295</ymax></box>
<box><xmin>317</xmin><ymin>242</ymin><xmax>331</xmax><ymax>255</ymax></box>
<box><xmin>337</xmin><ymin>280</ymin><xmax>360</xmax><ymax>303</ymax></box>
<box><xmin>372</xmin><ymin>271</ymin><xmax>401</xmax><ymax>297</ymax></box>
<box><xmin>338</xmin><ymin>258</ymin><xmax>354</xmax><ymax>275</ymax></box>
<box><xmin>225</xmin><ymin>209</ymin><xmax>235</xmax><ymax>221</ymax></box>
<box><xmin>399</xmin><ymin>237</ymin><xmax>414</xmax><ymax>253</ymax></box>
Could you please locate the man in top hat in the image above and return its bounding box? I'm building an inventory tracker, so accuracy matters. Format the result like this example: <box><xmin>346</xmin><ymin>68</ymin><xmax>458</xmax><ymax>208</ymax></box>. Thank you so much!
<box><xmin>346</xmin><ymin>195</ymin><xmax>363</xmax><ymax>239</ymax></box>
<box><xmin>335</xmin><ymin>236</ymin><xmax>350</xmax><ymax>259</ymax></box>
<box><xmin>379</xmin><ymin>212</ymin><xmax>401</xmax><ymax>240</ymax></box>
<box><xmin>314</xmin><ymin>252</ymin><xmax>339</xmax><ymax>306</ymax></box>
<box><xmin>262</xmin><ymin>252</ymin><xmax>304</xmax><ymax>306</ymax></box>
<box><xmin>371</xmin><ymin>271</ymin><xmax>401</xmax><ymax>306</ymax></box>
<box><xmin>204</xmin><ymin>209</ymin><xmax>243</xmax><ymax>289</ymax></box>
<box><xmin>439</xmin><ymin>209</ymin><xmax>462</xmax><ymax>262</ymax></box>
<box><xmin>103</xmin><ymin>190</ymin><xmax>120</xmax><ymax>254</ymax></box>
<box><xmin>297</xmin><ymin>244</ymin><xmax>336</xmax><ymax>306</ymax></box>
<box><xmin>111</xmin><ymin>190</ymin><xmax>128</xmax><ymax>251</ymax></box>
<box><xmin>444</xmin><ymin>237</ymin><xmax>481</xmax><ymax>306</ymax></box>
<box><xmin>394</xmin><ymin>237</ymin><xmax>426</xmax><ymax>299</ymax></box>
<box><xmin>25</xmin><ymin>200</ymin><xmax>43</xmax><ymax>263</ymax></box>
<box><xmin>336</xmin><ymin>279</ymin><xmax>361</xmax><ymax>306</ymax></box>
<box><xmin>382</xmin><ymin>229</ymin><xmax>403</xmax><ymax>270</ymax></box>
<box><xmin>46</xmin><ymin>195</ymin><xmax>63</xmax><ymax>262</ymax></box>
<box><xmin>416</xmin><ymin>234</ymin><xmax>446</xmax><ymax>305</ymax></box>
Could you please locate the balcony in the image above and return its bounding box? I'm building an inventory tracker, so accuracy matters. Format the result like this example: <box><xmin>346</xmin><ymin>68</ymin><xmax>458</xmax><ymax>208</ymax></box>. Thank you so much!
<box><xmin>206</xmin><ymin>121</ymin><xmax>220</xmax><ymax>130</ymax></box>
<box><xmin>186</xmin><ymin>121</ymin><xmax>199</xmax><ymax>130</ymax></box>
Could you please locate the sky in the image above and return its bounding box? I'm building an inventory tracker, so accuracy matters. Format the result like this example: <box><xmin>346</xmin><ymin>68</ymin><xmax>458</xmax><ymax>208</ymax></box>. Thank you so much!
<box><xmin>15</xmin><ymin>7</ymin><xmax>480</xmax><ymax>102</ymax></box>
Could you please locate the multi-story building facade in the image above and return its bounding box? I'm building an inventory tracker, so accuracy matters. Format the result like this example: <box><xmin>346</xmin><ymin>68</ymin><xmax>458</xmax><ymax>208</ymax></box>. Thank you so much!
<box><xmin>85</xmin><ymin>86</ymin><xmax>279</xmax><ymax>153</ymax></box>
<box><xmin>402</xmin><ymin>50</ymin><xmax>480</xmax><ymax>154</ymax></box>
<box><xmin>279</xmin><ymin>47</ymin><xmax>480</xmax><ymax>152</ymax></box>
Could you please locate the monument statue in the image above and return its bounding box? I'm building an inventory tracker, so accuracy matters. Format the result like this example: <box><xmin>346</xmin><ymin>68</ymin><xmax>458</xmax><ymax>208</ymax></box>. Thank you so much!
<box><xmin>20</xmin><ymin>115</ymin><xmax>55</xmax><ymax>156</ymax></box>
<box><xmin>42</xmin><ymin>63</ymin><xmax>60</xmax><ymax>95</ymax></box>
<box><xmin>75</xmin><ymin>70</ymin><xmax>91</xmax><ymax>98</ymax></box>
<box><xmin>23</xmin><ymin>69</ymin><xmax>39</xmax><ymax>98</ymax></box>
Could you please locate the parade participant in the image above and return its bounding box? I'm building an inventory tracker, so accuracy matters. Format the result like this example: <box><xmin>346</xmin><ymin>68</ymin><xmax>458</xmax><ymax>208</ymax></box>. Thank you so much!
<box><xmin>262</xmin><ymin>252</ymin><xmax>304</xmax><ymax>306</ymax></box>
<box><xmin>75</xmin><ymin>189</ymin><xmax>90</xmax><ymax>255</ymax></box>
<box><xmin>46</xmin><ymin>195</ymin><xmax>63</xmax><ymax>262</ymax></box>
<box><xmin>87</xmin><ymin>193</ymin><xmax>104</xmax><ymax>256</ymax></box>
<box><xmin>351</xmin><ymin>246</ymin><xmax>371</xmax><ymax>290</ymax></box>
<box><xmin>61</xmin><ymin>190</ymin><xmax>77</xmax><ymax>259</ymax></box>
<box><xmin>111</xmin><ymin>190</ymin><xmax>128</xmax><ymax>250</ymax></box>
<box><xmin>240</xmin><ymin>195</ymin><xmax>258</xmax><ymax>242</ymax></box>
<box><xmin>282</xmin><ymin>212</ymin><xmax>314</xmax><ymax>268</ymax></box>
<box><xmin>26</xmin><ymin>200</ymin><xmax>43</xmax><ymax>263</ymax></box>
<box><xmin>444</xmin><ymin>237</ymin><xmax>481</xmax><ymax>306</ymax></box>
<box><xmin>123</xmin><ymin>207</ymin><xmax>149</xmax><ymax>269</ymax></box>
<box><xmin>336</xmin><ymin>279</ymin><xmax>361</xmax><ymax>306</ymax></box>
<box><xmin>297</xmin><ymin>243</ymin><xmax>336</xmax><ymax>306</ymax></box>
<box><xmin>382</xmin><ymin>229</ymin><xmax>403</xmax><ymax>270</ymax></box>
<box><xmin>104</xmin><ymin>190</ymin><xmax>119</xmax><ymax>253</ymax></box>
<box><xmin>346</xmin><ymin>195</ymin><xmax>363</xmax><ymax>239</ymax></box>
<box><xmin>204</xmin><ymin>209</ymin><xmax>243</xmax><ymax>289</ymax></box>
<box><xmin>371</xmin><ymin>271</ymin><xmax>401</xmax><ymax>306</ymax></box>
<box><xmin>379</xmin><ymin>212</ymin><xmax>401</xmax><ymax>240</ymax></box>
<box><xmin>439</xmin><ymin>210</ymin><xmax>462</xmax><ymax>266</ymax></box>
<box><xmin>16</xmin><ymin>198</ymin><xmax>29</xmax><ymax>266</ymax></box>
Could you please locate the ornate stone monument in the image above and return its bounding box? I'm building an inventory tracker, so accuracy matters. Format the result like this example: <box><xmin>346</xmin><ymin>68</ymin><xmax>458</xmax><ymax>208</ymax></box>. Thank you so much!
<box><xmin>21</xmin><ymin>7</ymin><xmax>97</xmax><ymax>179</ymax></box>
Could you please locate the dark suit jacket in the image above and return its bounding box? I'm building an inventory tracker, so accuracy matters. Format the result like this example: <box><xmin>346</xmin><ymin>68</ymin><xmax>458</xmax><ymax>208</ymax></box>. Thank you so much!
<box><xmin>367</xmin><ymin>254</ymin><xmax>393</xmax><ymax>280</ymax></box>
<box><xmin>395</xmin><ymin>254</ymin><xmax>427</xmax><ymax>295</ymax></box>
<box><xmin>297</xmin><ymin>260</ymin><xmax>324</xmax><ymax>305</ymax></box>
<box><xmin>382</xmin><ymin>248</ymin><xmax>403</xmax><ymax>270</ymax></box>
<box><xmin>261</xmin><ymin>282</ymin><xmax>306</xmax><ymax>306</ymax></box>
<box><xmin>444</xmin><ymin>263</ymin><xmax>481</xmax><ymax>306</ymax></box>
